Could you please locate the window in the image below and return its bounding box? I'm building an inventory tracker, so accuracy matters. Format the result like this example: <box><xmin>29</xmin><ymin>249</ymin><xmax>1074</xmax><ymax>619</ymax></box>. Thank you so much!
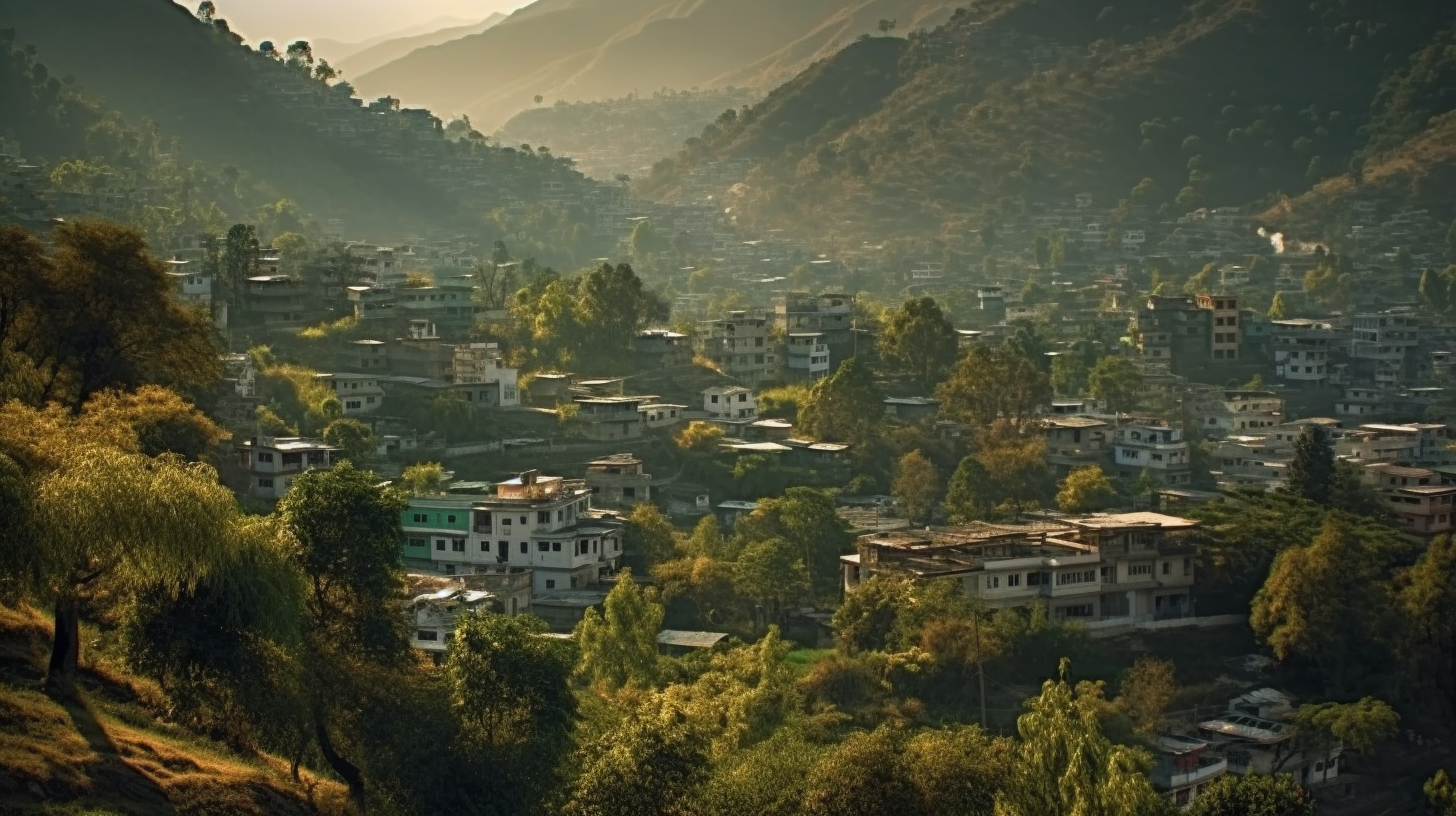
<box><xmin>1175</xmin><ymin>790</ymin><xmax>1190</xmax><ymax>807</ymax></box>
<box><xmin>412</xmin><ymin>513</ymin><xmax>427</xmax><ymax>523</ymax></box>
<box><xmin>481</xmin><ymin>541</ymin><xmax>490</xmax><ymax>552</ymax></box>
<box><xmin>520</xmin><ymin>542</ymin><xmax>528</xmax><ymax>554</ymax></box>
<box><xmin>545</xmin><ymin>580</ymin><xmax>556</xmax><ymax>589</ymax></box>
<box><xmin>407</xmin><ymin>537</ymin><xmax>427</xmax><ymax>549</ymax></box>
<box><xmin>711</xmin><ymin>395</ymin><xmax>719</xmax><ymax>403</ymax></box>
<box><xmin>416</xmin><ymin>630</ymin><xmax>438</xmax><ymax>641</ymax></box>
<box><xmin>257</xmin><ymin>452</ymin><xmax>274</xmax><ymax>463</ymax></box>
<box><xmin>623</xmin><ymin>486</ymin><xmax>636</xmax><ymax>498</ymax></box>
<box><xmin>258</xmin><ymin>478</ymin><xmax>274</xmax><ymax>489</ymax></box>
<box><xmin>447</xmin><ymin>514</ymin><xmax>457</xmax><ymax>524</ymax></box>
<box><xmin>502</xmin><ymin>516</ymin><xmax>512</xmax><ymax>526</ymax></box>
<box><xmin>739</xmin><ymin>393</ymin><xmax>748</xmax><ymax>403</ymax></box>
<box><xmin>435</xmin><ymin>539</ymin><xmax>445</xmax><ymax>551</ymax></box>
<box><xmin>519</xmin><ymin>515</ymin><xmax>527</xmax><ymax>525</ymax></box>
<box><xmin>1129</xmin><ymin>563</ymin><xmax>1152</xmax><ymax>576</ymax></box>
<box><xmin>537</xmin><ymin>511</ymin><xmax>551</xmax><ymax>524</ymax></box>
<box><xmin>1183</xmin><ymin>557</ymin><xmax>1192</xmax><ymax>576</ymax></box>
<box><xmin>1162</xmin><ymin>561</ymin><xmax>1170</xmax><ymax>575</ymax></box>
<box><xmin>986</xmin><ymin>576</ymin><xmax>1000</xmax><ymax>590</ymax></box>
<box><xmin>1006</xmin><ymin>573</ymin><xmax>1021</xmax><ymax>587</ymax></box>
<box><xmin>1059</xmin><ymin>604</ymin><xmax>1095</xmax><ymax>618</ymax></box>
<box><xmin>1027</xmin><ymin>572</ymin><xmax>1044</xmax><ymax>586</ymax></box>
<box><xmin>552</xmin><ymin>542</ymin><xmax>562</xmax><ymax>552</ymax></box>
<box><xmin>345</xmin><ymin>400</ymin><xmax>361</xmax><ymax>410</ymax></box>
<box><xmin>451</xmin><ymin>538</ymin><xmax>465</xmax><ymax>552</ymax></box>
<box><xmin>538</xmin><ymin>542</ymin><xmax>549</xmax><ymax>552</ymax></box>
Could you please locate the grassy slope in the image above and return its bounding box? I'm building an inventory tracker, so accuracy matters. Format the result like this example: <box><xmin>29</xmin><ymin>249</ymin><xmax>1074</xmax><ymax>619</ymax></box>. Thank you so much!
<box><xmin>0</xmin><ymin>605</ymin><xmax>346</xmax><ymax>816</ymax></box>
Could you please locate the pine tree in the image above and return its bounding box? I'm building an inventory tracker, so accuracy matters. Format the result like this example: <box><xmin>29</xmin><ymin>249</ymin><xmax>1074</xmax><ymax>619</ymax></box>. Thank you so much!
<box><xmin>1285</xmin><ymin>425</ymin><xmax>1335</xmax><ymax>504</ymax></box>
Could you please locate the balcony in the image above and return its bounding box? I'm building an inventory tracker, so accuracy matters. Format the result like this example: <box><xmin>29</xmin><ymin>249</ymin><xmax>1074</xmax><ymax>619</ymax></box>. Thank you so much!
<box><xmin>1155</xmin><ymin>758</ymin><xmax>1228</xmax><ymax>790</ymax></box>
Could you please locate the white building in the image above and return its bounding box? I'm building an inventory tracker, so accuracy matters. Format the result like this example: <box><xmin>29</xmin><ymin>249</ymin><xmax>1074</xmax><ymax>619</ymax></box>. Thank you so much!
<box><xmin>1197</xmin><ymin>390</ymin><xmax>1284</xmax><ymax>439</ymax></box>
<box><xmin>785</xmin><ymin>332</ymin><xmax>831</xmax><ymax>380</ymax></box>
<box><xmin>165</xmin><ymin>257</ymin><xmax>213</xmax><ymax>308</ymax></box>
<box><xmin>316</xmin><ymin>373</ymin><xmax>385</xmax><ymax>416</ymax></box>
<box><xmin>1113</xmin><ymin>424</ymin><xmax>1192</xmax><ymax>485</ymax></box>
<box><xmin>239</xmin><ymin>436</ymin><xmax>339</xmax><ymax>500</ymax></box>
<box><xmin>452</xmin><ymin>343</ymin><xmax>519</xmax><ymax>407</ymax></box>
<box><xmin>401</xmin><ymin>471</ymin><xmax>623</xmax><ymax>593</ymax></box>
<box><xmin>703</xmin><ymin>385</ymin><xmax>758</xmax><ymax>421</ymax></box>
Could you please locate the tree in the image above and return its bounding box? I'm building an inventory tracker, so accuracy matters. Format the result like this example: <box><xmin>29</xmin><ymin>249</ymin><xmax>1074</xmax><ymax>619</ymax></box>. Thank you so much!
<box><xmin>682</xmin><ymin>515</ymin><xmax>728</xmax><ymax>559</ymax></box>
<box><xmin>399</xmin><ymin>461</ymin><xmax>447</xmax><ymax>495</ymax></box>
<box><xmin>196</xmin><ymin>1</ymin><xmax>216</xmax><ymax>23</ymax></box>
<box><xmin>285</xmin><ymin>40</ymin><xmax>315</xmax><ymax>73</ymax></box>
<box><xmin>1252</xmin><ymin>517</ymin><xmax>1393</xmax><ymax>694</ymax></box>
<box><xmin>30</xmin><ymin>447</ymin><xmax>241</xmax><ymax>696</ymax></box>
<box><xmin>980</xmin><ymin>436</ymin><xmax>1055</xmax><ymax>518</ymax></box>
<box><xmin>1291</xmin><ymin>699</ymin><xmax>1397</xmax><ymax>775</ymax></box>
<box><xmin>944</xmin><ymin>455</ymin><xmax>994</xmax><ymax>523</ymax></box>
<box><xmin>625</xmin><ymin>503</ymin><xmax>681</xmax><ymax>568</ymax></box>
<box><xmin>733</xmin><ymin>538</ymin><xmax>810</xmax><ymax>622</ymax></box>
<box><xmin>2</xmin><ymin>222</ymin><xmax>221</xmax><ymax>411</ymax></box>
<box><xmin>893</xmin><ymin>450</ymin><xmax>940</xmax><ymax>525</ymax></box>
<box><xmin>1088</xmin><ymin>356</ymin><xmax>1143</xmax><ymax>414</ymax></box>
<box><xmin>220</xmin><ymin>223</ymin><xmax>259</xmax><ymax>312</ymax></box>
<box><xmin>1427</xmin><ymin>770</ymin><xmax>1456</xmax><ymax>816</ymax></box>
<box><xmin>575</xmin><ymin>571</ymin><xmax>663</xmax><ymax>691</ymax></box>
<box><xmin>736</xmin><ymin>487</ymin><xmax>852</xmax><ymax>593</ymax></box>
<box><xmin>1051</xmin><ymin>353</ymin><xmax>1090</xmax><ymax>397</ymax></box>
<box><xmin>279</xmin><ymin>462</ymin><xmax>409</xmax><ymax>809</ymax></box>
<box><xmin>574</xmin><ymin>262</ymin><xmax>667</xmax><ymax>367</ymax></box>
<box><xmin>79</xmin><ymin>386</ymin><xmax>226</xmax><ymax>460</ymax></box>
<box><xmin>1058</xmin><ymin>465</ymin><xmax>1117</xmax><ymax>513</ymax></box>
<box><xmin>996</xmin><ymin>661</ymin><xmax>1164</xmax><ymax>816</ymax></box>
<box><xmin>1285</xmin><ymin>424</ymin><xmax>1335</xmax><ymax>505</ymax></box>
<box><xmin>877</xmin><ymin>18</ymin><xmax>898</xmax><ymax>35</ymax></box>
<box><xmin>801</xmin><ymin>728</ymin><xmax>921</xmax><ymax>816</ymax></box>
<box><xmin>1115</xmin><ymin>657</ymin><xmax>1176</xmax><ymax>735</ymax></box>
<box><xmin>322</xmin><ymin>417</ymin><xmax>375</xmax><ymax>462</ymax></box>
<box><xmin>1399</xmin><ymin>534</ymin><xmax>1456</xmax><ymax>721</ymax></box>
<box><xmin>1268</xmin><ymin>291</ymin><xmax>1289</xmax><ymax>320</ymax></box>
<box><xmin>879</xmin><ymin>297</ymin><xmax>958</xmax><ymax>390</ymax></box>
<box><xmin>676</xmin><ymin>421</ymin><xmax>724</xmax><ymax>452</ymax></box>
<box><xmin>937</xmin><ymin>344</ymin><xmax>1050</xmax><ymax>430</ymax></box>
<box><xmin>448</xmin><ymin>613</ymin><xmax>575</xmax><ymax>754</ymax></box>
<box><xmin>832</xmin><ymin>576</ymin><xmax>915</xmax><ymax>653</ymax></box>
<box><xmin>1186</xmin><ymin>774</ymin><xmax>1316</xmax><ymax>816</ymax></box>
<box><xmin>565</xmin><ymin>717</ymin><xmax>706</xmax><ymax>816</ymax></box>
<box><xmin>800</xmin><ymin>357</ymin><xmax>884</xmax><ymax>445</ymax></box>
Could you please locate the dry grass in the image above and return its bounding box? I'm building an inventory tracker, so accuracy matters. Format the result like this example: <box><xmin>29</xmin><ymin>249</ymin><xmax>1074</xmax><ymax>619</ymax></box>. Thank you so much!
<box><xmin>0</xmin><ymin>603</ymin><xmax>348</xmax><ymax>816</ymax></box>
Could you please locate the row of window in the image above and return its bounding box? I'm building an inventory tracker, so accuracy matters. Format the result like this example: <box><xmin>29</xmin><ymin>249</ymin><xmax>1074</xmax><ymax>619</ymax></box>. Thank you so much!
<box><xmin>413</xmin><ymin>537</ymin><xmax>608</xmax><ymax>556</ymax></box>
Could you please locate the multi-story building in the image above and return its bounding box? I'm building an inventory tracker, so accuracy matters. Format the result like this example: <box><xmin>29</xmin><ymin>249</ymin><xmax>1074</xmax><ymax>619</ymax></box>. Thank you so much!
<box><xmin>243</xmin><ymin>274</ymin><xmax>310</xmax><ymax>330</ymax></box>
<box><xmin>340</xmin><ymin>339</ymin><xmax>389</xmax><ymax>372</ymax></box>
<box><xmin>1196</xmin><ymin>390</ymin><xmax>1284</xmax><ymax>439</ymax></box>
<box><xmin>1351</xmin><ymin>311</ymin><xmax>1419</xmax><ymax>387</ymax></box>
<box><xmin>1113</xmin><ymin>424</ymin><xmax>1192</xmax><ymax>486</ymax></box>
<box><xmin>1362</xmin><ymin>463</ymin><xmax>1456</xmax><ymax>537</ymax></box>
<box><xmin>346</xmin><ymin>284</ymin><xmax>396</xmax><ymax>322</ymax></box>
<box><xmin>584</xmin><ymin>454</ymin><xmax>653</xmax><ymax>509</ymax></box>
<box><xmin>1336</xmin><ymin>422</ymin><xmax>1451</xmax><ymax>464</ymax></box>
<box><xmin>1271</xmin><ymin>320</ymin><xmax>1335</xmax><ymax>388</ymax></box>
<box><xmin>573</xmin><ymin>396</ymin><xmax>650</xmax><ymax>441</ymax></box>
<box><xmin>1198</xmin><ymin>693</ymin><xmax>1342</xmax><ymax>788</ymax></box>
<box><xmin>842</xmin><ymin>512</ymin><xmax>1199</xmax><ymax>623</ymax></box>
<box><xmin>165</xmin><ymin>257</ymin><xmax>213</xmax><ymax>309</ymax></box>
<box><xmin>452</xmin><ymin>343</ymin><xmax>519</xmax><ymax>407</ymax></box>
<box><xmin>774</xmin><ymin>292</ymin><xmax>855</xmax><ymax>360</ymax></box>
<box><xmin>1150</xmin><ymin>735</ymin><xmax>1228</xmax><ymax>809</ymax></box>
<box><xmin>399</xmin><ymin>471</ymin><xmax>623</xmax><ymax>592</ymax></box>
<box><xmin>1210</xmin><ymin>436</ymin><xmax>1288</xmax><ymax>491</ymax></box>
<box><xmin>698</xmin><ymin>310</ymin><xmax>777</xmax><ymax>386</ymax></box>
<box><xmin>634</xmin><ymin>329</ymin><xmax>693</xmax><ymax>369</ymax></box>
<box><xmin>1134</xmin><ymin>296</ymin><xmax>1211</xmax><ymax>376</ymax></box>
<box><xmin>1195</xmin><ymin>294</ymin><xmax>1241</xmax><ymax>362</ymax></box>
<box><xmin>785</xmin><ymin>332</ymin><xmax>831</xmax><ymax>381</ymax></box>
<box><xmin>1043</xmin><ymin>416</ymin><xmax>1111</xmax><ymax>477</ymax></box>
<box><xmin>316</xmin><ymin>373</ymin><xmax>385</xmax><ymax>416</ymax></box>
<box><xmin>703</xmin><ymin>385</ymin><xmax>758</xmax><ymax>421</ymax></box>
<box><xmin>239</xmin><ymin>436</ymin><xmax>339</xmax><ymax>500</ymax></box>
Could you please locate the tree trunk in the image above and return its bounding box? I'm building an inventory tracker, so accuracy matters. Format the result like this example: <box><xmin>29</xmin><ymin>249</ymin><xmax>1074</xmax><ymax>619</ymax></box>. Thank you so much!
<box><xmin>314</xmin><ymin>712</ymin><xmax>366</xmax><ymax>814</ymax></box>
<box><xmin>45</xmin><ymin>597</ymin><xmax>80</xmax><ymax>698</ymax></box>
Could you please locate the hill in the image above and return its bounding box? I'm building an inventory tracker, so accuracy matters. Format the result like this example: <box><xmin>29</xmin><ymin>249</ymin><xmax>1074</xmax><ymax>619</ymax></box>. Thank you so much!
<box><xmin>0</xmin><ymin>604</ymin><xmax>348</xmax><ymax>815</ymax></box>
<box><xmin>637</xmin><ymin>0</ymin><xmax>1456</xmax><ymax>249</ymax></box>
<box><xmin>494</xmin><ymin>88</ymin><xmax>760</xmax><ymax>180</ymax></box>
<box><xmin>353</xmin><ymin>0</ymin><xmax>960</xmax><ymax>131</ymax></box>
<box><xmin>314</xmin><ymin>15</ymin><xmax>482</xmax><ymax>62</ymax></box>
<box><xmin>333</xmin><ymin>14</ymin><xmax>507</xmax><ymax>81</ymax></box>
<box><xmin>0</xmin><ymin>0</ymin><xmax>585</xmax><ymax>237</ymax></box>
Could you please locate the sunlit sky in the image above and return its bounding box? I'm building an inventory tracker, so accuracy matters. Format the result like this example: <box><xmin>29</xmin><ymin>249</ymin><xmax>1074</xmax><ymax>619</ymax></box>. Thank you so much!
<box><xmin>211</xmin><ymin>0</ymin><xmax>535</xmax><ymax>46</ymax></box>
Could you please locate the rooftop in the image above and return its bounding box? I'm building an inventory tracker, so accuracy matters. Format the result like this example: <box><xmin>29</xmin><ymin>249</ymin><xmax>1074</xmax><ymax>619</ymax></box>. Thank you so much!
<box><xmin>1068</xmin><ymin>512</ymin><xmax>1199</xmax><ymax>531</ymax></box>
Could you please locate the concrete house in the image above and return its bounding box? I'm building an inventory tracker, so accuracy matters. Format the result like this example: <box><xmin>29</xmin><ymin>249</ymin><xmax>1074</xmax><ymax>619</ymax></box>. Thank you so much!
<box><xmin>315</xmin><ymin>373</ymin><xmax>385</xmax><ymax>416</ymax></box>
<box><xmin>703</xmin><ymin>386</ymin><xmax>758</xmax><ymax>421</ymax></box>
<box><xmin>584</xmin><ymin>454</ymin><xmax>653</xmax><ymax>509</ymax></box>
<box><xmin>240</xmin><ymin>436</ymin><xmax>339</xmax><ymax>500</ymax></box>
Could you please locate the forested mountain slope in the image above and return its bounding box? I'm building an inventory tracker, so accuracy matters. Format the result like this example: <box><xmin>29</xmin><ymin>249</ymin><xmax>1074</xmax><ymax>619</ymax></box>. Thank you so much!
<box><xmin>0</xmin><ymin>0</ymin><xmax>577</xmax><ymax>235</ymax></box>
<box><xmin>354</xmin><ymin>0</ymin><xmax>960</xmax><ymax>131</ymax></box>
<box><xmin>639</xmin><ymin>0</ymin><xmax>1456</xmax><ymax>247</ymax></box>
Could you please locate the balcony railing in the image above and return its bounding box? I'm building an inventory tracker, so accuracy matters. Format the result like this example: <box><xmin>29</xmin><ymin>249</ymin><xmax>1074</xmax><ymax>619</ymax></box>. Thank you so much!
<box><xmin>1158</xmin><ymin>759</ymin><xmax>1228</xmax><ymax>790</ymax></box>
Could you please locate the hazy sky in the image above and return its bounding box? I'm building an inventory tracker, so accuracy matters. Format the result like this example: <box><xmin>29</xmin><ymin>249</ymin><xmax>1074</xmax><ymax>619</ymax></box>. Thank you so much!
<box><xmin>212</xmin><ymin>0</ymin><xmax>535</xmax><ymax>45</ymax></box>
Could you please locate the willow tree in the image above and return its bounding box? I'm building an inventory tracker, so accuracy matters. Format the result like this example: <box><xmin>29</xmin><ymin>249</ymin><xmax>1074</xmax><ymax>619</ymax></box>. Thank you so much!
<box><xmin>996</xmin><ymin>660</ymin><xmax>1165</xmax><ymax>816</ymax></box>
<box><xmin>30</xmin><ymin>446</ymin><xmax>240</xmax><ymax>696</ymax></box>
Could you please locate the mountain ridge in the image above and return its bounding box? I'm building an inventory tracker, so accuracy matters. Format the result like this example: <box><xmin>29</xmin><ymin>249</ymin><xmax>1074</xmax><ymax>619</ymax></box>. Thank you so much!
<box><xmin>334</xmin><ymin>13</ymin><xmax>507</xmax><ymax>80</ymax></box>
<box><xmin>353</xmin><ymin>0</ymin><xmax>960</xmax><ymax>130</ymax></box>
